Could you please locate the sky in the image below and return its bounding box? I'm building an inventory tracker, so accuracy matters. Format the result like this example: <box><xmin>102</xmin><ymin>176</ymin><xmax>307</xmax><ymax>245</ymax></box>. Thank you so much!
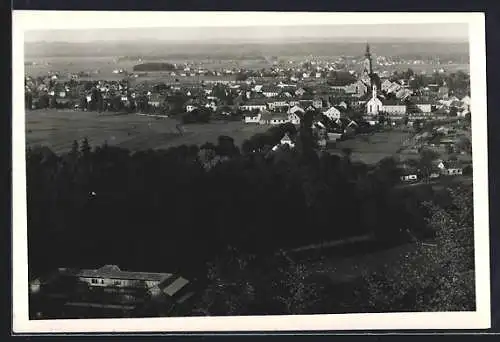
<box><xmin>25</xmin><ymin>23</ymin><xmax>469</xmax><ymax>43</ymax></box>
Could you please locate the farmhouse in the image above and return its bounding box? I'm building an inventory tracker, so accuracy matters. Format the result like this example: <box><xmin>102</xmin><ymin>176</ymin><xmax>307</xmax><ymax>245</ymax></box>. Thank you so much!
<box><xmin>322</xmin><ymin>106</ymin><xmax>341</xmax><ymax>121</ymax></box>
<box><xmin>29</xmin><ymin>265</ymin><xmax>196</xmax><ymax>319</ymax></box>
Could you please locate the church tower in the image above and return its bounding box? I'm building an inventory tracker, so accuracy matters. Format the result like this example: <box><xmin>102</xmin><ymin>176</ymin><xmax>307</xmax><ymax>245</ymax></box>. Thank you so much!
<box><xmin>361</xmin><ymin>43</ymin><xmax>374</xmax><ymax>88</ymax></box>
<box><xmin>363</xmin><ymin>43</ymin><xmax>373</xmax><ymax>76</ymax></box>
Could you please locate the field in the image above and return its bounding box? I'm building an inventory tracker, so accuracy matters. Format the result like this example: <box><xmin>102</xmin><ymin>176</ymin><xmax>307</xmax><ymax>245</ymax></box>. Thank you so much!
<box><xmin>331</xmin><ymin>130</ymin><xmax>412</xmax><ymax>164</ymax></box>
<box><xmin>24</xmin><ymin>56</ymin><xmax>273</xmax><ymax>81</ymax></box>
<box><xmin>26</xmin><ymin>110</ymin><xmax>269</xmax><ymax>154</ymax></box>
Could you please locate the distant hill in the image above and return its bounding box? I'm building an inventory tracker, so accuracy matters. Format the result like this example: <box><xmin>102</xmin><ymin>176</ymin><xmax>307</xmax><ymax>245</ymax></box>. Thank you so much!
<box><xmin>25</xmin><ymin>40</ymin><xmax>469</xmax><ymax>61</ymax></box>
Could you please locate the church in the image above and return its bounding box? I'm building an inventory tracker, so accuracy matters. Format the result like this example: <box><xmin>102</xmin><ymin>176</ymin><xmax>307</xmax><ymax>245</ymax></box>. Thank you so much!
<box><xmin>361</xmin><ymin>43</ymin><xmax>407</xmax><ymax>117</ymax></box>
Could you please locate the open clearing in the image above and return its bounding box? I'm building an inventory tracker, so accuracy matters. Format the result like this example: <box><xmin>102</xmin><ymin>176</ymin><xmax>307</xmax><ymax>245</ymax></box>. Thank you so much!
<box><xmin>26</xmin><ymin>110</ymin><xmax>269</xmax><ymax>154</ymax></box>
<box><xmin>331</xmin><ymin>130</ymin><xmax>412</xmax><ymax>164</ymax></box>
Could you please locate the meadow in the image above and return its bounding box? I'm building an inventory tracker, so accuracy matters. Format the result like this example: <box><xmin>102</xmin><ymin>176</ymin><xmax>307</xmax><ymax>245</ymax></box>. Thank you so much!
<box><xmin>332</xmin><ymin>130</ymin><xmax>412</xmax><ymax>164</ymax></box>
<box><xmin>25</xmin><ymin>110</ymin><xmax>269</xmax><ymax>154</ymax></box>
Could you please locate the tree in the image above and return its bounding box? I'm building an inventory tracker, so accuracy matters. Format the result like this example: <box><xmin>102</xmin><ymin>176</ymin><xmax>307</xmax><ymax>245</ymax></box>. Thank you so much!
<box><xmin>216</xmin><ymin>136</ymin><xmax>239</xmax><ymax>158</ymax></box>
<box><xmin>418</xmin><ymin>148</ymin><xmax>440</xmax><ymax>178</ymax></box>
<box><xmin>464</xmin><ymin>112</ymin><xmax>471</xmax><ymax>124</ymax></box>
<box><xmin>358</xmin><ymin>186</ymin><xmax>475</xmax><ymax>312</ymax></box>
<box><xmin>69</xmin><ymin>140</ymin><xmax>80</xmax><ymax>160</ymax></box>
<box><xmin>79</xmin><ymin>95</ymin><xmax>88</xmax><ymax>111</ymax></box>
<box><xmin>194</xmin><ymin>247</ymin><xmax>256</xmax><ymax>316</ymax></box>
<box><xmin>80</xmin><ymin>137</ymin><xmax>91</xmax><ymax>159</ymax></box>
<box><xmin>271</xmin><ymin>250</ymin><xmax>323</xmax><ymax>314</ymax></box>
<box><xmin>38</xmin><ymin>93</ymin><xmax>50</xmax><ymax>109</ymax></box>
<box><xmin>235</xmin><ymin>72</ymin><xmax>248</xmax><ymax>82</ymax></box>
<box><xmin>25</xmin><ymin>92</ymin><xmax>33</xmax><ymax>110</ymax></box>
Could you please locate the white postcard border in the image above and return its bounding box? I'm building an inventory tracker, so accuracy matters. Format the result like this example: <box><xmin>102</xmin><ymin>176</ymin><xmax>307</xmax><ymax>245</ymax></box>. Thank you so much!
<box><xmin>12</xmin><ymin>11</ymin><xmax>490</xmax><ymax>333</ymax></box>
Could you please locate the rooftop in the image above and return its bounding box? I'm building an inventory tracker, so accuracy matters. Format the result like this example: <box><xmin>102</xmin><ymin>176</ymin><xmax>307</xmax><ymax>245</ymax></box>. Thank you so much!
<box><xmin>74</xmin><ymin>265</ymin><xmax>173</xmax><ymax>282</ymax></box>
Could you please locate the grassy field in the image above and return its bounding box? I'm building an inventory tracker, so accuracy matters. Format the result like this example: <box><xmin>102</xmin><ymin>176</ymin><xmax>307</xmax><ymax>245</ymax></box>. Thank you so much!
<box><xmin>331</xmin><ymin>130</ymin><xmax>412</xmax><ymax>164</ymax></box>
<box><xmin>26</xmin><ymin>110</ymin><xmax>269</xmax><ymax>154</ymax></box>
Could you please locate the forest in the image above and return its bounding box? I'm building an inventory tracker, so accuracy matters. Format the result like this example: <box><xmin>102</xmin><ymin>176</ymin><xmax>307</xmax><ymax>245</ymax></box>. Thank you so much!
<box><xmin>133</xmin><ymin>62</ymin><xmax>177</xmax><ymax>72</ymax></box>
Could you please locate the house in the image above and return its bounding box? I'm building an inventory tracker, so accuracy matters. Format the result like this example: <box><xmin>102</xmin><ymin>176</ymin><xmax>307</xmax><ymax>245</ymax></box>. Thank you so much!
<box><xmin>262</xmin><ymin>86</ymin><xmax>281</xmax><ymax>98</ymax></box>
<box><xmin>259</xmin><ymin>111</ymin><xmax>289</xmax><ymax>125</ymax></box>
<box><xmin>337</xmin><ymin>117</ymin><xmax>359</xmax><ymax>129</ymax></box>
<box><xmin>398</xmin><ymin>164</ymin><xmax>419</xmax><ymax>182</ymax></box>
<box><xmin>438</xmin><ymin>160</ymin><xmax>464</xmax><ymax>176</ymax></box>
<box><xmin>205</xmin><ymin>100</ymin><xmax>218</xmax><ymax>112</ymax></box>
<box><xmin>29</xmin><ymin>265</ymin><xmax>196</xmax><ymax>319</ymax></box>
<box><xmin>323</xmin><ymin>106</ymin><xmax>341</xmax><ymax>121</ymax></box>
<box><xmin>253</xmin><ymin>84</ymin><xmax>264</xmax><ymax>93</ymax></box>
<box><xmin>415</xmin><ymin>103</ymin><xmax>433</xmax><ymax>114</ymax></box>
<box><xmin>288</xmin><ymin>112</ymin><xmax>302</xmax><ymax>125</ymax></box>
<box><xmin>239</xmin><ymin>99</ymin><xmax>268</xmax><ymax>112</ymax></box>
<box><xmin>295</xmin><ymin>87</ymin><xmax>306</xmax><ymax>96</ymax></box>
<box><xmin>395</xmin><ymin>88</ymin><xmax>412</xmax><ymax>100</ymax></box>
<box><xmin>381</xmin><ymin>79</ymin><xmax>393</xmax><ymax>92</ymax></box>
<box><xmin>438</xmin><ymin>85</ymin><xmax>450</xmax><ymax>99</ymax></box>
<box><xmin>272</xmin><ymin>132</ymin><xmax>295</xmax><ymax>151</ymax></box>
<box><xmin>243</xmin><ymin>111</ymin><xmax>262</xmax><ymax>123</ymax></box>
<box><xmin>267</xmin><ymin>99</ymin><xmax>289</xmax><ymax>111</ymax></box>
<box><xmin>383</xmin><ymin>101</ymin><xmax>407</xmax><ymax>115</ymax></box>
<box><xmin>338</xmin><ymin>101</ymin><xmax>348</xmax><ymax>110</ymax></box>
<box><xmin>288</xmin><ymin>105</ymin><xmax>305</xmax><ymax>115</ymax></box>
<box><xmin>185</xmin><ymin>101</ymin><xmax>199</xmax><ymax>112</ymax></box>
<box><xmin>312</xmin><ymin>98</ymin><xmax>323</xmax><ymax>109</ymax></box>
<box><xmin>269</xmin><ymin>113</ymin><xmax>290</xmax><ymax>125</ymax></box>
<box><xmin>342</xmin><ymin>80</ymin><xmax>368</xmax><ymax>97</ymax></box>
<box><xmin>148</xmin><ymin>93</ymin><xmax>163</xmax><ymax>108</ymax></box>
<box><xmin>386</xmin><ymin>82</ymin><xmax>402</xmax><ymax>94</ymax></box>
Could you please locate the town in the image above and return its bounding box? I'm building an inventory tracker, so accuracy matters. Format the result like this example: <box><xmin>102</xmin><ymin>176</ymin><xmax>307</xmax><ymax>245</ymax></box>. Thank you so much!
<box><xmin>25</xmin><ymin>43</ymin><xmax>472</xmax><ymax>183</ymax></box>
<box><xmin>26</xmin><ymin>41</ymin><xmax>474</xmax><ymax>319</ymax></box>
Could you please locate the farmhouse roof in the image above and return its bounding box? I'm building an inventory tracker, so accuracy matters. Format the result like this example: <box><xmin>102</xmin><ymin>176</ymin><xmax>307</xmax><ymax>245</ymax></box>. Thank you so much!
<box><xmin>75</xmin><ymin>265</ymin><xmax>173</xmax><ymax>282</ymax></box>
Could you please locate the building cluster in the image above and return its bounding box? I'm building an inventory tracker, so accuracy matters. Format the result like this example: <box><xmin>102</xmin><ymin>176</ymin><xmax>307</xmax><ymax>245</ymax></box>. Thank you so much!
<box><xmin>29</xmin><ymin>265</ymin><xmax>197</xmax><ymax>319</ymax></box>
<box><xmin>25</xmin><ymin>44</ymin><xmax>471</xmax><ymax>127</ymax></box>
<box><xmin>397</xmin><ymin>122</ymin><xmax>472</xmax><ymax>183</ymax></box>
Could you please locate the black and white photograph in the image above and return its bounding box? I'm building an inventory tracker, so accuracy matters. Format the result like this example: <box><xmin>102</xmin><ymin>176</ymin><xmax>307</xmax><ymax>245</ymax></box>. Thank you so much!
<box><xmin>12</xmin><ymin>11</ymin><xmax>490</xmax><ymax>332</ymax></box>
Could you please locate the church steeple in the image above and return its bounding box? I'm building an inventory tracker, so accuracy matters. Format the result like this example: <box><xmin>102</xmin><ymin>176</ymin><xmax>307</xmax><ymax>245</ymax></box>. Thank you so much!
<box><xmin>363</xmin><ymin>43</ymin><xmax>373</xmax><ymax>75</ymax></box>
